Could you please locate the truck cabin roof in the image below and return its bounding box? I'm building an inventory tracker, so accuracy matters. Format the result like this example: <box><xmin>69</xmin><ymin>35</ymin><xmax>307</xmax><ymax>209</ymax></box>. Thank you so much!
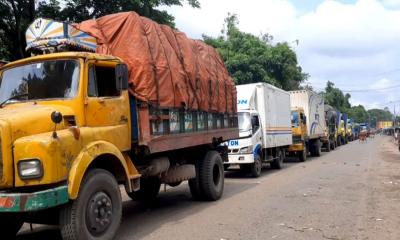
<box><xmin>2</xmin><ymin>52</ymin><xmax>122</xmax><ymax>70</ymax></box>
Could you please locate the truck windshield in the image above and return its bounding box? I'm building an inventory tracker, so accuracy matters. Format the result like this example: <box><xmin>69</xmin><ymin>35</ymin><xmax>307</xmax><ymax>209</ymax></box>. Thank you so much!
<box><xmin>0</xmin><ymin>60</ymin><xmax>79</xmax><ymax>104</ymax></box>
<box><xmin>238</xmin><ymin>112</ymin><xmax>251</xmax><ymax>132</ymax></box>
<box><xmin>291</xmin><ymin>111</ymin><xmax>299</xmax><ymax>127</ymax></box>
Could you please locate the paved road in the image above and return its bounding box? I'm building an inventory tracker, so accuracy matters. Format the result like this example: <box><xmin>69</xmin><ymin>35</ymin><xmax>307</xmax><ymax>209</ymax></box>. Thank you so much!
<box><xmin>17</xmin><ymin>135</ymin><xmax>400</xmax><ymax>240</ymax></box>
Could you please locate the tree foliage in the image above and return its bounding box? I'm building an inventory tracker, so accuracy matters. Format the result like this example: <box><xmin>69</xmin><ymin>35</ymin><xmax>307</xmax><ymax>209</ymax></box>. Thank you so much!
<box><xmin>0</xmin><ymin>0</ymin><xmax>199</xmax><ymax>60</ymax></box>
<box><xmin>344</xmin><ymin>105</ymin><xmax>368</xmax><ymax>123</ymax></box>
<box><xmin>324</xmin><ymin>81</ymin><xmax>351</xmax><ymax>112</ymax></box>
<box><xmin>203</xmin><ymin>13</ymin><xmax>308</xmax><ymax>90</ymax></box>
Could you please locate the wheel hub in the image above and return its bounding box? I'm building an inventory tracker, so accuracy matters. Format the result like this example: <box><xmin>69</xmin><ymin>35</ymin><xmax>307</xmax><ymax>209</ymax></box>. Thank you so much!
<box><xmin>86</xmin><ymin>192</ymin><xmax>113</xmax><ymax>235</ymax></box>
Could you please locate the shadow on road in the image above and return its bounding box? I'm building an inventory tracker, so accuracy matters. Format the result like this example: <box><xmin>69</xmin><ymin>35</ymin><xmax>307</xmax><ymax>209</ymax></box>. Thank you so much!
<box><xmin>18</xmin><ymin>171</ymin><xmax>262</xmax><ymax>240</ymax></box>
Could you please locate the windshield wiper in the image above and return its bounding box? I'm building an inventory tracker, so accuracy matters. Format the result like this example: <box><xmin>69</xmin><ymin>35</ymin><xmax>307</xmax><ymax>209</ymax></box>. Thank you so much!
<box><xmin>0</xmin><ymin>93</ymin><xmax>28</xmax><ymax>108</ymax></box>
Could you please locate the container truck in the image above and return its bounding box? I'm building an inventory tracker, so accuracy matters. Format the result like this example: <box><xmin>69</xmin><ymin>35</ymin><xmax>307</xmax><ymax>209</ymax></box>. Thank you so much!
<box><xmin>288</xmin><ymin>90</ymin><xmax>326</xmax><ymax>160</ymax></box>
<box><xmin>0</xmin><ymin>13</ymin><xmax>239</xmax><ymax>239</ymax></box>
<box><xmin>224</xmin><ymin>83</ymin><xmax>292</xmax><ymax>177</ymax></box>
<box><xmin>322</xmin><ymin>104</ymin><xmax>338</xmax><ymax>151</ymax></box>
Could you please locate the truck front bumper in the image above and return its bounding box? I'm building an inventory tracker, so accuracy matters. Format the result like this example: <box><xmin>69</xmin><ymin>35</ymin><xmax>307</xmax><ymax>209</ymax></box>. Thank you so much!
<box><xmin>289</xmin><ymin>143</ymin><xmax>304</xmax><ymax>152</ymax></box>
<box><xmin>0</xmin><ymin>185</ymin><xmax>68</xmax><ymax>212</ymax></box>
<box><xmin>226</xmin><ymin>154</ymin><xmax>254</xmax><ymax>164</ymax></box>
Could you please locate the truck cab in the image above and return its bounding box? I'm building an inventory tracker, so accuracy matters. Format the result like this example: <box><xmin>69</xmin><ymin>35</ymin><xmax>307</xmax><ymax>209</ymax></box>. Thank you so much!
<box><xmin>346</xmin><ymin>119</ymin><xmax>354</xmax><ymax>142</ymax></box>
<box><xmin>338</xmin><ymin>119</ymin><xmax>347</xmax><ymax>145</ymax></box>
<box><xmin>226</xmin><ymin>110</ymin><xmax>262</xmax><ymax>169</ymax></box>
<box><xmin>288</xmin><ymin>107</ymin><xmax>308</xmax><ymax>161</ymax></box>
<box><xmin>224</xmin><ymin>83</ymin><xmax>291</xmax><ymax>178</ymax></box>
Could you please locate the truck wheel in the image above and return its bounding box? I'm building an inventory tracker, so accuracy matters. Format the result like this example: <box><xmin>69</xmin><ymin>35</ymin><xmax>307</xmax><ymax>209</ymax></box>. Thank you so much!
<box><xmin>250</xmin><ymin>155</ymin><xmax>262</xmax><ymax>178</ymax></box>
<box><xmin>60</xmin><ymin>169</ymin><xmax>122</xmax><ymax>240</ymax></box>
<box><xmin>331</xmin><ymin>141</ymin><xmax>336</xmax><ymax>150</ymax></box>
<box><xmin>271</xmin><ymin>149</ymin><xmax>284</xmax><ymax>169</ymax></box>
<box><xmin>127</xmin><ymin>177</ymin><xmax>161</xmax><ymax>202</ymax></box>
<box><xmin>298</xmin><ymin>148</ymin><xmax>307</xmax><ymax>162</ymax></box>
<box><xmin>189</xmin><ymin>159</ymin><xmax>204</xmax><ymax>200</ymax></box>
<box><xmin>314</xmin><ymin>139</ymin><xmax>321</xmax><ymax>157</ymax></box>
<box><xmin>198</xmin><ymin>150</ymin><xmax>224</xmax><ymax>201</ymax></box>
<box><xmin>0</xmin><ymin>214</ymin><xmax>24</xmax><ymax>238</ymax></box>
<box><xmin>326</xmin><ymin>140</ymin><xmax>331</xmax><ymax>152</ymax></box>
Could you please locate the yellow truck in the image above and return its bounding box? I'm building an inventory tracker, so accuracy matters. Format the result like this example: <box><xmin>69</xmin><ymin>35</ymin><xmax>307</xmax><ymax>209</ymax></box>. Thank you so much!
<box><xmin>288</xmin><ymin>90</ymin><xmax>326</xmax><ymax>161</ymax></box>
<box><xmin>337</xmin><ymin>114</ymin><xmax>348</xmax><ymax>145</ymax></box>
<box><xmin>0</xmin><ymin>15</ymin><xmax>238</xmax><ymax>239</ymax></box>
<box><xmin>289</xmin><ymin>107</ymin><xmax>308</xmax><ymax>161</ymax></box>
<box><xmin>321</xmin><ymin>104</ymin><xmax>338</xmax><ymax>152</ymax></box>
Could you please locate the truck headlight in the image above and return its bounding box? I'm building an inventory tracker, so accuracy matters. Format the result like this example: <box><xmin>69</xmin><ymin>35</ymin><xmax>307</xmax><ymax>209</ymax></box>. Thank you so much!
<box><xmin>240</xmin><ymin>146</ymin><xmax>253</xmax><ymax>154</ymax></box>
<box><xmin>18</xmin><ymin>159</ymin><xmax>43</xmax><ymax>180</ymax></box>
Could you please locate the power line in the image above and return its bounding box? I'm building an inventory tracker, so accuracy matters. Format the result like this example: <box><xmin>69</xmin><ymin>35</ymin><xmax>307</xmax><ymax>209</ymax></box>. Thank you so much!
<box><xmin>341</xmin><ymin>84</ymin><xmax>400</xmax><ymax>93</ymax></box>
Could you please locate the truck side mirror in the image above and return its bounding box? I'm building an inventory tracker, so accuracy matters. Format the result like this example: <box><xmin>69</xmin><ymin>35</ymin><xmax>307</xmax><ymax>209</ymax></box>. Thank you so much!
<box><xmin>116</xmin><ymin>64</ymin><xmax>129</xmax><ymax>91</ymax></box>
<box><xmin>303</xmin><ymin>116</ymin><xmax>307</xmax><ymax>124</ymax></box>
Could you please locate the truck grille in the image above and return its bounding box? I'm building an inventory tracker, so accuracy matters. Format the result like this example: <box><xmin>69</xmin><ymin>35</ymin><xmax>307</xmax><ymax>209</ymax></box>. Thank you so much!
<box><xmin>292</xmin><ymin>136</ymin><xmax>302</xmax><ymax>144</ymax></box>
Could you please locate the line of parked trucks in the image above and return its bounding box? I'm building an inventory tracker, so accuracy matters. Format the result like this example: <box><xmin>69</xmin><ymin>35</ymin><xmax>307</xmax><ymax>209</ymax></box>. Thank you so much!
<box><xmin>224</xmin><ymin>83</ymin><xmax>360</xmax><ymax>178</ymax></box>
<box><xmin>0</xmin><ymin>12</ymin><xmax>361</xmax><ymax>240</ymax></box>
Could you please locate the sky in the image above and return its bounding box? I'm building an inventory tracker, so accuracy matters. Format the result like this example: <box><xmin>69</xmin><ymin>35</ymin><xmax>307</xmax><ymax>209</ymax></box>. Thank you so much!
<box><xmin>161</xmin><ymin>0</ymin><xmax>400</xmax><ymax>112</ymax></box>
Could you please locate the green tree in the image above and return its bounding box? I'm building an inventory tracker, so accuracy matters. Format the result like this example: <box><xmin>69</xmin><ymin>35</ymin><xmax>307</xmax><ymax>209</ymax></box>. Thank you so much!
<box><xmin>203</xmin><ymin>13</ymin><xmax>308</xmax><ymax>90</ymax></box>
<box><xmin>0</xmin><ymin>0</ymin><xmax>200</xmax><ymax>60</ymax></box>
<box><xmin>324</xmin><ymin>81</ymin><xmax>351</xmax><ymax>112</ymax></box>
<box><xmin>345</xmin><ymin>105</ymin><xmax>368</xmax><ymax>123</ymax></box>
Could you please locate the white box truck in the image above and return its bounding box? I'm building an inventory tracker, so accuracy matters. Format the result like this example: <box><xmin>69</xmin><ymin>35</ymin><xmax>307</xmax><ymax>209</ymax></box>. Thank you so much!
<box><xmin>224</xmin><ymin>83</ymin><xmax>292</xmax><ymax>177</ymax></box>
<box><xmin>288</xmin><ymin>90</ymin><xmax>326</xmax><ymax>160</ymax></box>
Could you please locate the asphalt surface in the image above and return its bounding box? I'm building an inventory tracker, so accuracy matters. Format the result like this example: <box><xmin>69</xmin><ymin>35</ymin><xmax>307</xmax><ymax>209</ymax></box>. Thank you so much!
<box><xmin>17</xmin><ymin>135</ymin><xmax>400</xmax><ymax>240</ymax></box>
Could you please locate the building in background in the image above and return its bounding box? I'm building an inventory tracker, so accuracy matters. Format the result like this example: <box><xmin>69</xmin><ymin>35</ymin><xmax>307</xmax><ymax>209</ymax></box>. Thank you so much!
<box><xmin>377</xmin><ymin>121</ymin><xmax>393</xmax><ymax>129</ymax></box>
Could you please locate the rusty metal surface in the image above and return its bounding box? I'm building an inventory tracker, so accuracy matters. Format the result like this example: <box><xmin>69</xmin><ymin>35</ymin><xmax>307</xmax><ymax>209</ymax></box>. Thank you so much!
<box><xmin>146</xmin><ymin>128</ymin><xmax>239</xmax><ymax>153</ymax></box>
<box><xmin>0</xmin><ymin>185</ymin><xmax>68</xmax><ymax>212</ymax></box>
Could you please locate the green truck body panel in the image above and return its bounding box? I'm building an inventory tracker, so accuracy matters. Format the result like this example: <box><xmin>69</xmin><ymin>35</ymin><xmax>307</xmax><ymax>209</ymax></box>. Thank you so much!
<box><xmin>0</xmin><ymin>185</ymin><xmax>68</xmax><ymax>212</ymax></box>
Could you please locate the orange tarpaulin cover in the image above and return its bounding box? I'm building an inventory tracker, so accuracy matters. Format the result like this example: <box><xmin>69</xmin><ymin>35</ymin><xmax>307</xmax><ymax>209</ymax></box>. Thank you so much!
<box><xmin>74</xmin><ymin>12</ymin><xmax>236</xmax><ymax>113</ymax></box>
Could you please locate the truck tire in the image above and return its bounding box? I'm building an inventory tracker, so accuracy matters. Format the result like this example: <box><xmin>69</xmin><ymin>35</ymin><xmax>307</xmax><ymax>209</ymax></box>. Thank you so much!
<box><xmin>314</xmin><ymin>139</ymin><xmax>321</xmax><ymax>157</ymax></box>
<box><xmin>331</xmin><ymin>141</ymin><xmax>336</xmax><ymax>150</ymax></box>
<box><xmin>60</xmin><ymin>169</ymin><xmax>122</xmax><ymax>240</ymax></box>
<box><xmin>337</xmin><ymin>136</ymin><xmax>341</xmax><ymax>147</ymax></box>
<box><xmin>189</xmin><ymin>159</ymin><xmax>204</xmax><ymax>200</ymax></box>
<box><xmin>250</xmin><ymin>155</ymin><xmax>262</xmax><ymax>178</ymax></box>
<box><xmin>298</xmin><ymin>148</ymin><xmax>307</xmax><ymax>162</ymax></box>
<box><xmin>127</xmin><ymin>177</ymin><xmax>161</xmax><ymax>202</ymax></box>
<box><xmin>271</xmin><ymin>149</ymin><xmax>284</xmax><ymax>169</ymax></box>
<box><xmin>198</xmin><ymin>150</ymin><xmax>224</xmax><ymax>201</ymax></box>
<box><xmin>0</xmin><ymin>214</ymin><xmax>24</xmax><ymax>238</ymax></box>
<box><xmin>326</xmin><ymin>140</ymin><xmax>331</xmax><ymax>152</ymax></box>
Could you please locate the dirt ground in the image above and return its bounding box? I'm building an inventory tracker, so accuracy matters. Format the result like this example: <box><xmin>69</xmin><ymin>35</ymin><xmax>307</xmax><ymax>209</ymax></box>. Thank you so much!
<box><xmin>17</xmin><ymin>135</ymin><xmax>400</xmax><ymax>240</ymax></box>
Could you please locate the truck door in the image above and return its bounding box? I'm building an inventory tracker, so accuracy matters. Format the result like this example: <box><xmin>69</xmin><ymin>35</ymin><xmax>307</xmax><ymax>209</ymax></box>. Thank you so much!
<box><xmin>84</xmin><ymin>61</ymin><xmax>131</xmax><ymax>151</ymax></box>
<box><xmin>251</xmin><ymin>115</ymin><xmax>263</xmax><ymax>154</ymax></box>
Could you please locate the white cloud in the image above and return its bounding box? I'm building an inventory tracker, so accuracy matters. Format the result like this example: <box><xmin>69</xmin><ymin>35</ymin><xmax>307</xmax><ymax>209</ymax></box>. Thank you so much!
<box><xmin>381</xmin><ymin>0</ymin><xmax>400</xmax><ymax>8</ymax></box>
<box><xmin>162</xmin><ymin>0</ymin><xmax>400</xmax><ymax>109</ymax></box>
<box><xmin>159</xmin><ymin>0</ymin><xmax>296</xmax><ymax>39</ymax></box>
